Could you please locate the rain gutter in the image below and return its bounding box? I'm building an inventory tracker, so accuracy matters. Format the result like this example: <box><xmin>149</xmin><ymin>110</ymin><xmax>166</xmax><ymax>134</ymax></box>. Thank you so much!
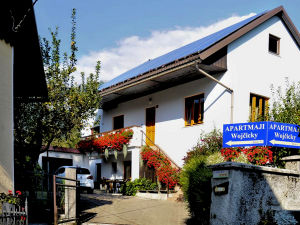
<box><xmin>195</xmin><ymin>62</ymin><xmax>234</xmax><ymax>123</ymax></box>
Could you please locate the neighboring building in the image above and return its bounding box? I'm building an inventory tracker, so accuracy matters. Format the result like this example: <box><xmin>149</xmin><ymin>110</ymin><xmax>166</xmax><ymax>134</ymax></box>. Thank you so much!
<box><xmin>0</xmin><ymin>0</ymin><xmax>48</xmax><ymax>192</ymax></box>
<box><xmin>92</xmin><ymin>6</ymin><xmax>300</xmax><ymax>181</ymax></box>
<box><xmin>38</xmin><ymin>147</ymin><xmax>89</xmax><ymax>174</ymax></box>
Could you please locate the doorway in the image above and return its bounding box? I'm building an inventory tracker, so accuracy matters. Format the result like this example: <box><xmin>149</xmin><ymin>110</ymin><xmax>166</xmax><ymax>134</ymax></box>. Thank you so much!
<box><xmin>124</xmin><ymin>161</ymin><xmax>131</xmax><ymax>180</ymax></box>
<box><xmin>96</xmin><ymin>163</ymin><xmax>102</xmax><ymax>181</ymax></box>
<box><xmin>146</xmin><ymin>107</ymin><xmax>156</xmax><ymax>146</ymax></box>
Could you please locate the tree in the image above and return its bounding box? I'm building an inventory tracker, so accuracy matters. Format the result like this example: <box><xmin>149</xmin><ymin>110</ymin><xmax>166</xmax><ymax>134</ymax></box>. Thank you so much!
<box><xmin>268</xmin><ymin>79</ymin><xmax>300</xmax><ymax>166</ymax></box>
<box><xmin>269</xmin><ymin>79</ymin><xmax>300</xmax><ymax>125</ymax></box>
<box><xmin>14</xmin><ymin>9</ymin><xmax>101</xmax><ymax>186</ymax></box>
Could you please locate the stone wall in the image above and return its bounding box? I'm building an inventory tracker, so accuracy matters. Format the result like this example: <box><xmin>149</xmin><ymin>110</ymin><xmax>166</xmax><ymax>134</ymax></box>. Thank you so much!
<box><xmin>210</xmin><ymin>160</ymin><xmax>300</xmax><ymax>225</ymax></box>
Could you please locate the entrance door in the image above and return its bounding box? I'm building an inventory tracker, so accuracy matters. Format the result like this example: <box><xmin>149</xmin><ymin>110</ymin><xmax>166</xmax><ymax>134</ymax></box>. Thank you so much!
<box><xmin>146</xmin><ymin>107</ymin><xmax>155</xmax><ymax>146</ymax></box>
<box><xmin>96</xmin><ymin>163</ymin><xmax>101</xmax><ymax>181</ymax></box>
<box><xmin>124</xmin><ymin>161</ymin><xmax>131</xmax><ymax>180</ymax></box>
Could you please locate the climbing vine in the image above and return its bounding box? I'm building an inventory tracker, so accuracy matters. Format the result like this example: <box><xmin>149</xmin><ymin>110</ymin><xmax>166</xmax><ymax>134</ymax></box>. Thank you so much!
<box><xmin>140</xmin><ymin>146</ymin><xmax>179</xmax><ymax>189</ymax></box>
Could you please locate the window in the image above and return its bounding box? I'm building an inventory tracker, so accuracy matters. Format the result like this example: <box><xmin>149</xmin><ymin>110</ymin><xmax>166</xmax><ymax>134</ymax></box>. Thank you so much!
<box><xmin>77</xmin><ymin>168</ymin><xmax>90</xmax><ymax>175</ymax></box>
<box><xmin>113</xmin><ymin>115</ymin><xmax>124</xmax><ymax>130</ymax></box>
<box><xmin>91</xmin><ymin>125</ymin><xmax>100</xmax><ymax>135</ymax></box>
<box><xmin>249</xmin><ymin>93</ymin><xmax>269</xmax><ymax>122</ymax></box>
<box><xmin>269</xmin><ymin>34</ymin><xmax>280</xmax><ymax>55</ymax></box>
<box><xmin>185</xmin><ymin>94</ymin><xmax>204</xmax><ymax>126</ymax></box>
<box><xmin>57</xmin><ymin>167</ymin><xmax>65</xmax><ymax>174</ymax></box>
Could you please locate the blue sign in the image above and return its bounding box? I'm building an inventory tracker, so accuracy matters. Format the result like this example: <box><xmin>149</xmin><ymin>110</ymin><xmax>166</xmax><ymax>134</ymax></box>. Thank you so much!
<box><xmin>223</xmin><ymin>122</ymin><xmax>268</xmax><ymax>147</ymax></box>
<box><xmin>223</xmin><ymin>122</ymin><xmax>300</xmax><ymax>148</ymax></box>
<box><xmin>267</xmin><ymin>122</ymin><xmax>300</xmax><ymax>148</ymax></box>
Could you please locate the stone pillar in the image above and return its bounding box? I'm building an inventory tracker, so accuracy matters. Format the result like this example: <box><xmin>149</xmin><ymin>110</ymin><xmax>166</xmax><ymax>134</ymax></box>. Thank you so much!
<box><xmin>64</xmin><ymin>168</ymin><xmax>77</xmax><ymax>219</ymax></box>
<box><xmin>282</xmin><ymin>155</ymin><xmax>300</xmax><ymax>172</ymax></box>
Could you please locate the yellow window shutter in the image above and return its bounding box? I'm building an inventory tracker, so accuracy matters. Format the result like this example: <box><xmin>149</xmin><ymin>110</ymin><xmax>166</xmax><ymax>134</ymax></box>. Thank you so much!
<box><xmin>251</xmin><ymin>96</ymin><xmax>256</xmax><ymax>122</ymax></box>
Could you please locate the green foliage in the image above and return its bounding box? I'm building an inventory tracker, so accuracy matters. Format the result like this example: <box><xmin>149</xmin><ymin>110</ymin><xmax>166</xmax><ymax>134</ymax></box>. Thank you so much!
<box><xmin>0</xmin><ymin>192</ymin><xmax>22</xmax><ymax>205</ymax></box>
<box><xmin>181</xmin><ymin>129</ymin><xmax>222</xmax><ymax>224</ymax></box>
<box><xmin>181</xmin><ymin>129</ymin><xmax>250</xmax><ymax>224</ymax></box>
<box><xmin>14</xmin><ymin>9</ymin><xmax>101</xmax><ymax>163</ymax></box>
<box><xmin>14</xmin><ymin>9</ymin><xmax>102</xmax><ymax>191</ymax></box>
<box><xmin>51</xmin><ymin>128</ymin><xmax>82</xmax><ymax>148</ymax></box>
<box><xmin>183</xmin><ymin>129</ymin><xmax>223</xmax><ymax>163</ymax></box>
<box><xmin>269</xmin><ymin>79</ymin><xmax>300</xmax><ymax>125</ymax></box>
<box><xmin>206</xmin><ymin>151</ymin><xmax>226</xmax><ymax>165</ymax></box>
<box><xmin>180</xmin><ymin>157</ymin><xmax>212</xmax><ymax>225</ymax></box>
<box><xmin>268</xmin><ymin>80</ymin><xmax>300</xmax><ymax>167</ymax></box>
<box><xmin>120</xmin><ymin>178</ymin><xmax>158</xmax><ymax>196</ymax></box>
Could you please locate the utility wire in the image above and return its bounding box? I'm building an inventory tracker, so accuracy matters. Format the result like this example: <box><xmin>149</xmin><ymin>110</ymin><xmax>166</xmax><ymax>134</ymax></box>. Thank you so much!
<box><xmin>10</xmin><ymin>0</ymin><xmax>39</xmax><ymax>32</ymax></box>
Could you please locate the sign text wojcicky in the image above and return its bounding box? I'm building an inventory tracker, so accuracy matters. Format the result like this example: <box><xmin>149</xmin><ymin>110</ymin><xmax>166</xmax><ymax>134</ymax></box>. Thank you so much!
<box><xmin>223</xmin><ymin>122</ymin><xmax>300</xmax><ymax>148</ymax></box>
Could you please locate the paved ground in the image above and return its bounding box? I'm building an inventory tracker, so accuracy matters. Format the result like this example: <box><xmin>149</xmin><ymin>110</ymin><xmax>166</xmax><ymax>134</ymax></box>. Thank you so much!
<box><xmin>79</xmin><ymin>190</ymin><xmax>190</xmax><ymax>225</ymax></box>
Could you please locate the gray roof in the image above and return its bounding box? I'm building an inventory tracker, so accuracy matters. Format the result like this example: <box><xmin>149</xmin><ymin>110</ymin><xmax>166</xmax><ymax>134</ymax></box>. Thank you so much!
<box><xmin>99</xmin><ymin>11</ymin><xmax>266</xmax><ymax>91</ymax></box>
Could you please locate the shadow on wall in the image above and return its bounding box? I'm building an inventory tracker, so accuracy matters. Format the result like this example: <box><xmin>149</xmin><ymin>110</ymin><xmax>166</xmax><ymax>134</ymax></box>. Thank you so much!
<box><xmin>0</xmin><ymin>164</ymin><xmax>13</xmax><ymax>193</ymax></box>
<box><xmin>210</xmin><ymin>158</ymin><xmax>300</xmax><ymax>225</ymax></box>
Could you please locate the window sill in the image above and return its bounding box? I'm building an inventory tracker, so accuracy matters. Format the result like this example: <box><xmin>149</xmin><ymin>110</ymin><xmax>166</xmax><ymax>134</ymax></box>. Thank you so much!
<box><xmin>268</xmin><ymin>51</ymin><xmax>281</xmax><ymax>57</ymax></box>
<box><xmin>184</xmin><ymin>122</ymin><xmax>204</xmax><ymax>128</ymax></box>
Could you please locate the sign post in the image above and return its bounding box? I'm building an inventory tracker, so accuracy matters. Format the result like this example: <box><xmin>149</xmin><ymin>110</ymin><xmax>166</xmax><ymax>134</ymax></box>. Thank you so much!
<box><xmin>223</xmin><ymin>122</ymin><xmax>300</xmax><ymax>148</ymax></box>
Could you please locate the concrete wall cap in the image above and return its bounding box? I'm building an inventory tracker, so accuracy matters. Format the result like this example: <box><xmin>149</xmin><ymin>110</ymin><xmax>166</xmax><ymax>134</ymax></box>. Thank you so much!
<box><xmin>209</xmin><ymin>162</ymin><xmax>300</xmax><ymax>176</ymax></box>
<box><xmin>281</xmin><ymin>155</ymin><xmax>300</xmax><ymax>161</ymax></box>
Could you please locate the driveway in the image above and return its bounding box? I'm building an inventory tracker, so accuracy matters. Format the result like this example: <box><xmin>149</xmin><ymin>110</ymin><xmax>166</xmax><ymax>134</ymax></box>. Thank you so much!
<box><xmin>79</xmin><ymin>191</ymin><xmax>190</xmax><ymax>225</ymax></box>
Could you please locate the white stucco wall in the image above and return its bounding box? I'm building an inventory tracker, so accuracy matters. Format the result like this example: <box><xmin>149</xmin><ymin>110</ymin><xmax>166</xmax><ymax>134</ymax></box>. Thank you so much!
<box><xmin>227</xmin><ymin>16</ymin><xmax>300</xmax><ymax>123</ymax></box>
<box><xmin>38</xmin><ymin>151</ymin><xmax>89</xmax><ymax>169</ymax></box>
<box><xmin>89</xmin><ymin>158</ymin><xmax>102</xmax><ymax>181</ymax></box>
<box><xmin>101</xmin><ymin>76</ymin><xmax>231</xmax><ymax>168</ymax></box>
<box><xmin>100</xmin><ymin>16</ymin><xmax>300</xmax><ymax>168</ymax></box>
<box><xmin>0</xmin><ymin>40</ymin><xmax>14</xmax><ymax>193</ymax></box>
<box><xmin>100</xmin><ymin>151</ymin><xmax>132</xmax><ymax>180</ymax></box>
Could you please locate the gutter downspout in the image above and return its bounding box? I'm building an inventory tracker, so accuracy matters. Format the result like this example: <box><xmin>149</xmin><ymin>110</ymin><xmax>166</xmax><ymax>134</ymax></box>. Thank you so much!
<box><xmin>195</xmin><ymin>63</ymin><xmax>234</xmax><ymax>123</ymax></box>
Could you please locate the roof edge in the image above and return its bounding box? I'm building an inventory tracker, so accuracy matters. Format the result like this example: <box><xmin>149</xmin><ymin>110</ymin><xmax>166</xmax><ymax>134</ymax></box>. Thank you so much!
<box><xmin>200</xmin><ymin>6</ymin><xmax>300</xmax><ymax>59</ymax></box>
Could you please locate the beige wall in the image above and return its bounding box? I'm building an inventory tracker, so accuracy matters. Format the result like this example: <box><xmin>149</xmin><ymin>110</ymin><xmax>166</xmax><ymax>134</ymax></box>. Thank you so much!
<box><xmin>0</xmin><ymin>39</ymin><xmax>13</xmax><ymax>193</ymax></box>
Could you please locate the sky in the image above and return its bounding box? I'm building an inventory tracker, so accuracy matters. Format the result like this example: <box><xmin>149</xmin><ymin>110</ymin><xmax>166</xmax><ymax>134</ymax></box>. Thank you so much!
<box><xmin>34</xmin><ymin>0</ymin><xmax>300</xmax><ymax>83</ymax></box>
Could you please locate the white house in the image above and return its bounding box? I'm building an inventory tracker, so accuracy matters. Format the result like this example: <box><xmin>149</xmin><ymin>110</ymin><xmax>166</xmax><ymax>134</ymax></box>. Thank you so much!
<box><xmin>0</xmin><ymin>0</ymin><xmax>48</xmax><ymax>193</ymax></box>
<box><xmin>92</xmin><ymin>6</ymin><xmax>300</xmax><ymax>182</ymax></box>
<box><xmin>38</xmin><ymin>147</ymin><xmax>90</xmax><ymax>174</ymax></box>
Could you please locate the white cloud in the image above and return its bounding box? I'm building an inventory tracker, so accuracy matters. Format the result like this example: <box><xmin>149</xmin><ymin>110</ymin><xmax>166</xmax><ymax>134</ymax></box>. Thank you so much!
<box><xmin>76</xmin><ymin>13</ymin><xmax>256</xmax><ymax>83</ymax></box>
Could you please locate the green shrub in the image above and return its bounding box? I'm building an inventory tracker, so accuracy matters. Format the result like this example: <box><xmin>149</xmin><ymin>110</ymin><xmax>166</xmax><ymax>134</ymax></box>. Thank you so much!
<box><xmin>183</xmin><ymin>129</ymin><xmax>223</xmax><ymax>163</ymax></box>
<box><xmin>181</xmin><ymin>129</ymin><xmax>223</xmax><ymax>224</ymax></box>
<box><xmin>121</xmin><ymin>178</ymin><xmax>157</xmax><ymax>196</ymax></box>
<box><xmin>181</xmin><ymin>129</ymin><xmax>251</xmax><ymax>224</ymax></box>
<box><xmin>181</xmin><ymin>156</ymin><xmax>212</xmax><ymax>225</ymax></box>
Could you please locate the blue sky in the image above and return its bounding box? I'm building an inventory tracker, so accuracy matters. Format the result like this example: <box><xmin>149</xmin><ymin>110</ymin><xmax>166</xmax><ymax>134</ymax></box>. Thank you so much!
<box><xmin>34</xmin><ymin>0</ymin><xmax>300</xmax><ymax>82</ymax></box>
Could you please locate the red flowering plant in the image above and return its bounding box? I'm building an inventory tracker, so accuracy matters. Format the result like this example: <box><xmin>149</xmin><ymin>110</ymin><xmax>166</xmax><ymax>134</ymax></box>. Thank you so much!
<box><xmin>220</xmin><ymin>146</ymin><xmax>273</xmax><ymax>166</ymax></box>
<box><xmin>242</xmin><ymin>146</ymin><xmax>273</xmax><ymax>165</ymax></box>
<box><xmin>77</xmin><ymin>128</ymin><xmax>133</xmax><ymax>153</ymax></box>
<box><xmin>0</xmin><ymin>190</ymin><xmax>22</xmax><ymax>205</ymax></box>
<box><xmin>77</xmin><ymin>137</ymin><xmax>95</xmax><ymax>153</ymax></box>
<box><xmin>141</xmin><ymin>146</ymin><xmax>179</xmax><ymax>189</ymax></box>
<box><xmin>220</xmin><ymin>147</ymin><xmax>242</xmax><ymax>161</ymax></box>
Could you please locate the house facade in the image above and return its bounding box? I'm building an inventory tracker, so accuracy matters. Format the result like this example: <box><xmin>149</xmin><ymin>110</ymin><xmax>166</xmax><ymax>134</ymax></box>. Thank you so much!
<box><xmin>0</xmin><ymin>0</ymin><xmax>48</xmax><ymax>193</ymax></box>
<box><xmin>92</xmin><ymin>6</ymin><xmax>300</xmax><ymax>182</ymax></box>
